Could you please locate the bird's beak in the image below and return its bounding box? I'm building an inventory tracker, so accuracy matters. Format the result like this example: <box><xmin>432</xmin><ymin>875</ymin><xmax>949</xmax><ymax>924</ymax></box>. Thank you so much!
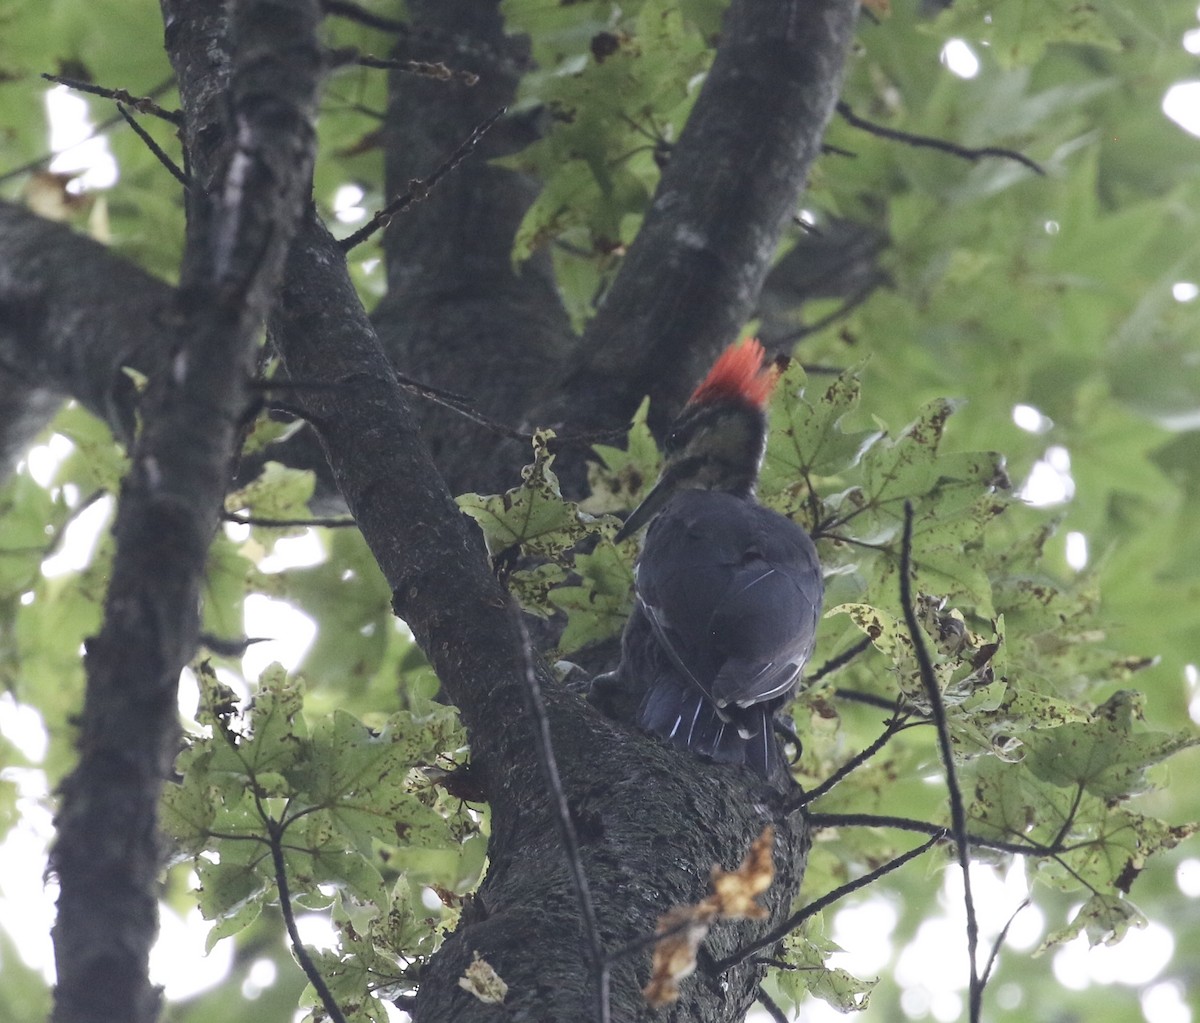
<box><xmin>613</xmin><ymin>463</ymin><xmax>686</xmax><ymax>542</ymax></box>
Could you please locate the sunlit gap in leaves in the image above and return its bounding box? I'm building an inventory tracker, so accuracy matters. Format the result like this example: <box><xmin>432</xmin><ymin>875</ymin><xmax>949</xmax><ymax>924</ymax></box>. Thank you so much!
<box><xmin>24</xmin><ymin>430</ymin><xmax>116</xmax><ymax>576</ymax></box>
<box><xmin>1186</xmin><ymin>664</ymin><xmax>1200</xmax><ymax>726</ymax></box>
<box><xmin>1010</xmin><ymin>407</ymin><xmax>1089</xmax><ymax>571</ymax></box>
<box><xmin>1141</xmin><ymin>982</ymin><xmax>1193</xmax><ymax>1023</ymax></box>
<box><xmin>217</xmin><ymin>522</ymin><xmax>324</xmax><ymax>681</ymax></box>
<box><xmin>149</xmin><ymin>904</ymin><xmax>235</xmax><ymax>999</ymax></box>
<box><xmin>1053</xmin><ymin>919</ymin><xmax>1175</xmax><ymax>990</ymax></box>
<box><xmin>0</xmin><ymin>728</ymin><xmax>55</xmax><ymax>984</ymax></box>
<box><xmin>893</xmin><ymin>861</ymin><xmax>1042</xmax><ymax>1023</ymax></box>
<box><xmin>940</xmin><ymin>39</ymin><xmax>980</xmax><ymax>80</ymax></box>
<box><xmin>333</xmin><ymin>183</ymin><xmax>368</xmax><ymax>224</ymax></box>
<box><xmin>45</xmin><ymin>85</ymin><xmax>118</xmax><ymax>192</ymax></box>
<box><xmin>1163</xmin><ymin>81</ymin><xmax>1200</xmax><ymax>138</ymax></box>
<box><xmin>1019</xmin><ymin>446</ymin><xmax>1074</xmax><ymax>507</ymax></box>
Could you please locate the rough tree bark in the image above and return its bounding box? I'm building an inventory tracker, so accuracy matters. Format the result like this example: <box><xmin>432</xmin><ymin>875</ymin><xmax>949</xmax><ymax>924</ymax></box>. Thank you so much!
<box><xmin>0</xmin><ymin>1</ymin><xmax>862</xmax><ymax>1021</ymax></box>
<box><xmin>47</xmin><ymin>2</ymin><xmax>323</xmax><ymax>1022</ymax></box>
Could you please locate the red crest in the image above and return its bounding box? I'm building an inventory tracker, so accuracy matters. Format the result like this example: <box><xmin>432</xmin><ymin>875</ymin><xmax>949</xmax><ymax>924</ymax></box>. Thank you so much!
<box><xmin>689</xmin><ymin>338</ymin><xmax>778</xmax><ymax>409</ymax></box>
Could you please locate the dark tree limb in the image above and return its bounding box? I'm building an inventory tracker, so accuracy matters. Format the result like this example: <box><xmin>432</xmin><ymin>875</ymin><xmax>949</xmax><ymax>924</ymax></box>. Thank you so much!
<box><xmin>369</xmin><ymin>0</ymin><xmax>575</xmax><ymax>496</ymax></box>
<box><xmin>535</xmin><ymin>0</ymin><xmax>862</xmax><ymax>448</ymax></box>
<box><xmin>47</xmin><ymin>2</ymin><xmax>323</xmax><ymax>1021</ymax></box>
<box><xmin>269</xmin><ymin>216</ymin><xmax>810</xmax><ymax>1022</ymax></box>
<box><xmin>0</xmin><ymin>200</ymin><xmax>176</xmax><ymax>469</ymax></box>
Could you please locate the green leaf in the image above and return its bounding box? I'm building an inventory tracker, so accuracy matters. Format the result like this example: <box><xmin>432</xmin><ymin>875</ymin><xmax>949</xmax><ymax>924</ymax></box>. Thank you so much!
<box><xmin>1023</xmin><ymin>690</ymin><xmax>1200</xmax><ymax>800</ymax></box>
<box><xmin>457</xmin><ymin>430</ymin><xmax>596</xmax><ymax>562</ymax></box>
<box><xmin>934</xmin><ymin>0</ymin><xmax>1125</xmax><ymax>68</ymax></box>
<box><xmin>550</xmin><ymin>541</ymin><xmax>634</xmax><ymax>655</ymax></box>
<box><xmin>224</xmin><ymin>459</ymin><xmax>317</xmax><ymax>537</ymax></box>
<box><xmin>582</xmin><ymin>397</ymin><xmax>660</xmax><ymax>516</ymax></box>
<box><xmin>761</xmin><ymin>363</ymin><xmax>882</xmax><ymax>511</ymax></box>
<box><xmin>772</xmin><ymin>928</ymin><xmax>876</xmax><ymax>1013</ymax></box>
<box><xmin>1037</xmin><ymin>893</ymin><xmax>1147</xmax><ymax>953</ymax></box>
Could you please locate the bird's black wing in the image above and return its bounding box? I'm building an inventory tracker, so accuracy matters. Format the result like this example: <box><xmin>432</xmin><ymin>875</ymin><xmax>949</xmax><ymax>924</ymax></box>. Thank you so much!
<box><xmin>707</xmin><ymin>504</ymin><xmax>823</xmax><ymax>709</ymax></box>
<box><xmin>636</xmin><ymin>492</ymin><xmax>822</xmax><ymax>709</ymax></box>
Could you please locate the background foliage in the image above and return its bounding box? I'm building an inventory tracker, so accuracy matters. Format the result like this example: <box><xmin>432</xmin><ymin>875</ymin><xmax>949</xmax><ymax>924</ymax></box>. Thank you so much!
<box><xmin>1</xmin><ymin>1</ymin><xmax>1199</xmax><ymax>1022</ymax></box>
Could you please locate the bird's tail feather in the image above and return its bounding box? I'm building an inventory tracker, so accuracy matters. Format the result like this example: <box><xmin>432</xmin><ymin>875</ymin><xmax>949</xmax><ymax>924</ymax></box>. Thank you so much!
<box><xmin>638</xmin><ymin>675</ymin><xmax>783</xmax><ymax>779</ymax></box>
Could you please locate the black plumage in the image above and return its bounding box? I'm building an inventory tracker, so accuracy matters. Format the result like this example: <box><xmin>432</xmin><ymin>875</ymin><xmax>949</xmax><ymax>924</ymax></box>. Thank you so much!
<box><xmin>620</xmin><ymin>489</ymin><xmax>823</xmax><ymax>778</ymax></box>
<box><xmin>604</xmin><ymin>339</ymin><xmax>824</xmax><ymax>779</ymax></box>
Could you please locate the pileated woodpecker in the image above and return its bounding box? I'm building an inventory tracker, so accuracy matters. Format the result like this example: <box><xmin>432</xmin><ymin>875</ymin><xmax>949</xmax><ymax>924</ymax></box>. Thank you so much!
<box><xmin>610</xmin><ymin>340</ymin><xmax>823</xmax><ymax>780</ymax></box>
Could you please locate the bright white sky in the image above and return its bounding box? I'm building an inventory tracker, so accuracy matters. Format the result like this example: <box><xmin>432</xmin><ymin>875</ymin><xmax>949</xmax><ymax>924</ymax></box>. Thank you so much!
<box><xmin>3</xmin><ymin>20</ymin><xmax>1200</xmax><ymax>1023</ymax></box>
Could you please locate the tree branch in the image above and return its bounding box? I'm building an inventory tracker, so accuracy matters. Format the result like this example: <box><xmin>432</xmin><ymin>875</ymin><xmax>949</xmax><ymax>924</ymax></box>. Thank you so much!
<box><xmin>836</xmin><ymin>100</ymin><xmax>1045</xmax><ymax>175</ymax></box>
<box><xmin>713</xmin><ymin>830</ymin><xmax>943</xmax><ymax>973</ymax></box>
<box><xmin>48</xmin><ymin>1</ymin><xmax>324</xmax><ymax>1020</ymax></box>
<box><xmin>537</xmin><ymin>0</ymin><xmax>862</xmax><ymax>444</ymax></box>
<box><xmin>0</xmin><ymin>200</ymin><xmax>176</xmax><ymax>464</ymax></box>
<box><xmin>368</xmin><ymin>0</ymin><xmax>575</xmax><ymax>496</ymax></box>
<box><xmin>900</xmin><ymin>500</ymin><xmax>982</xmax><ymax>1022</ymax></box>
<box><xmin>269</xmin><ymin>215</ymin><xmax>810</xmax><ymax>1022</ymax></box>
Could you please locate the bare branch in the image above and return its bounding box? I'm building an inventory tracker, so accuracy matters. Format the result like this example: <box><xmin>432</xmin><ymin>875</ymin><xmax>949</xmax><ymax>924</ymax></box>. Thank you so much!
<box><xmin>982</xmin><ymin>898</ymin><xmax>1031</xmax><ymax>988</ymax></box>
<box><xmin>116</xmin><ymin>104</ymin><xmax>191</xmax><ymax>189</ymax></box>
<box><xmin>756</xmin><ymin>985</ymin><xmax>789</xmax><ymax>1023</ymax></box>
<box><xmin>348</xmin><ymin>51</ymin><xmax>479</xmax><ymax>86</ymax></box>
<box><xmin>713</xmin><ymin>832</ymin><xmax>945</xmax><ymax>973</ymax></box>
<box><xmin>806</xmin><ymin>635</ymin><xmax>873</xmax><ymax>685</ymax></box>
<box><xmin>321</xmin><ymin>0</ymin><xmax>410</xmax><ymax>34</ymax></box>
<box><xmin>339</xmin><ymin>106</ymin><xmax>505</xmax><ymax>251</ymax></box>
<box><xmin>221</xmin><ymin>510</ymin><xmax>358</xmax><ymax>529</ymax></box>
<box><xmin>40</xmin><ymin>73</ymin><xmax>183</xmax><ymax>124</ymax></box>
<box><xmin>836</xmin><ymin>100</ymin><xmax>1045</xmax><ymax>176</ymax></box>
<box><xmin>782</xmin><ymin>712</ymin><xmax>909</xmax><ymax>813</ymax></box>
<box><xmin>266</xmin><ymin>817</ymin><xmax>349</xmax><ymax>1023</ymax></box>
<box><xmin>900</xmin><ymin>500</ymin><xmax>982</xmax><ymax>1022</ymax></box>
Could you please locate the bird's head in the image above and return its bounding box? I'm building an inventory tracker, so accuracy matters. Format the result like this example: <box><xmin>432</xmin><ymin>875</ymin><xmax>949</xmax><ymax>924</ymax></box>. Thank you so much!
<box><xmin>615</xmin><ymin>339</ymin><xmax>779</xmax><ymax>541</ymax></box>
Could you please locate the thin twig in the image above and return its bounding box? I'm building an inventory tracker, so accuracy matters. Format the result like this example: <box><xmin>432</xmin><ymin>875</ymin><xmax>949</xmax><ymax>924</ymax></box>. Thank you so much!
<box><xmin>836</xmin><ymin>101</ymin><xmax>1044</xmax><ymax>176</ymax></box>
<box><xmin>766</xmin><ymin>281</ymin><xmax>878</xmax><ymax>346</ymax></box>
<box><xmin>265</xmin><ymin>817</ymin><xmax>348</xmax><ymax>1023</ymax></box>
<box><xmin>351</xmin><ymin>52</ymin><xmax>478</xmax><ymax>85</ymax></box>
<box><xmin>805</xmin><ymin>635</ymin><xmax>873</xmax><ymax>686</ymax></box>
<box><xmin>713</xmin><ymin>832</ymin><xmax>944</xmax><ymax>972</ymax></box>
<box><xmin>603</xmin><ymin>908</ymin><xmax>698</xmax><ymax>965</ymax></box>
<box><xmin>41</xmin><ymin>73</ymin><xmax>182</xmax><ymax>124</ymax></box>
<box><xmin>0</xmin><ymin>77</ymin><xmax>175</xmax><ymax>185</ymax></box>
<box><xmin>340</xmin><ymin>106</ymin><xmax>505</xmax><ymax>251</ymax></box>
<box><xmin>782</xmin><ymin>713</ymin><xmax>908</xmax><ymax>813</ymax></box>
<box><xmin>981</xmin><ymin>897</ymin><xmax>1031</xmax><ymax>987</ymax></box>
<box><xmin>756</xmin><ymin>985</ymin><xmax>789</xmax><ymax>1023</ymax></box>
<box><xmin>513</xmin><ymin>611</ymin><xmax>610</xmax><ymax>1023</ymax></box>
<box><xmin>805</xmin><ymin>812</ymin><xmax>1057</xmax><ymax>858</ymax></box>
<box><xmin>221</xmin><ymin>510</ymin><xmax>358</xmax><ymax>529</ymax></box>
<box><xmin>116</xmin><ymin>104</ymin><xmax>191</xmax><ymax>188</ymax></box>
<box><xmin>900</xmin><ymin>500</ymin><xmax>981</xmax><ymax>1022</ymax></box>
<box><xmin>832</xmin><ymin>687</ymin><xmax>913</xmax><ymax>713</ymax></box>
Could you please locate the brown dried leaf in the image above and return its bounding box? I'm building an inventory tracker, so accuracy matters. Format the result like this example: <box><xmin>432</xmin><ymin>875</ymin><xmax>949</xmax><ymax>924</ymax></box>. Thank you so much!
<box><xmin>642</xmin><ymin>827</ymin><xmax>776</xmax><ymax>1007</ymax></box>
<box><xmin>642</xmin><ymin>905</ymin><xmax>716</xmax><ymax>1007</ymax></box>
<box><xmin>708</xmin><ymin>825</ymin><xmax>775</xmax><ymax>920</ymax></box>
<box><xmin>458</xmin><ymin>950</ymin><xmax>508</xmax><ymax>1004</ymax></box>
